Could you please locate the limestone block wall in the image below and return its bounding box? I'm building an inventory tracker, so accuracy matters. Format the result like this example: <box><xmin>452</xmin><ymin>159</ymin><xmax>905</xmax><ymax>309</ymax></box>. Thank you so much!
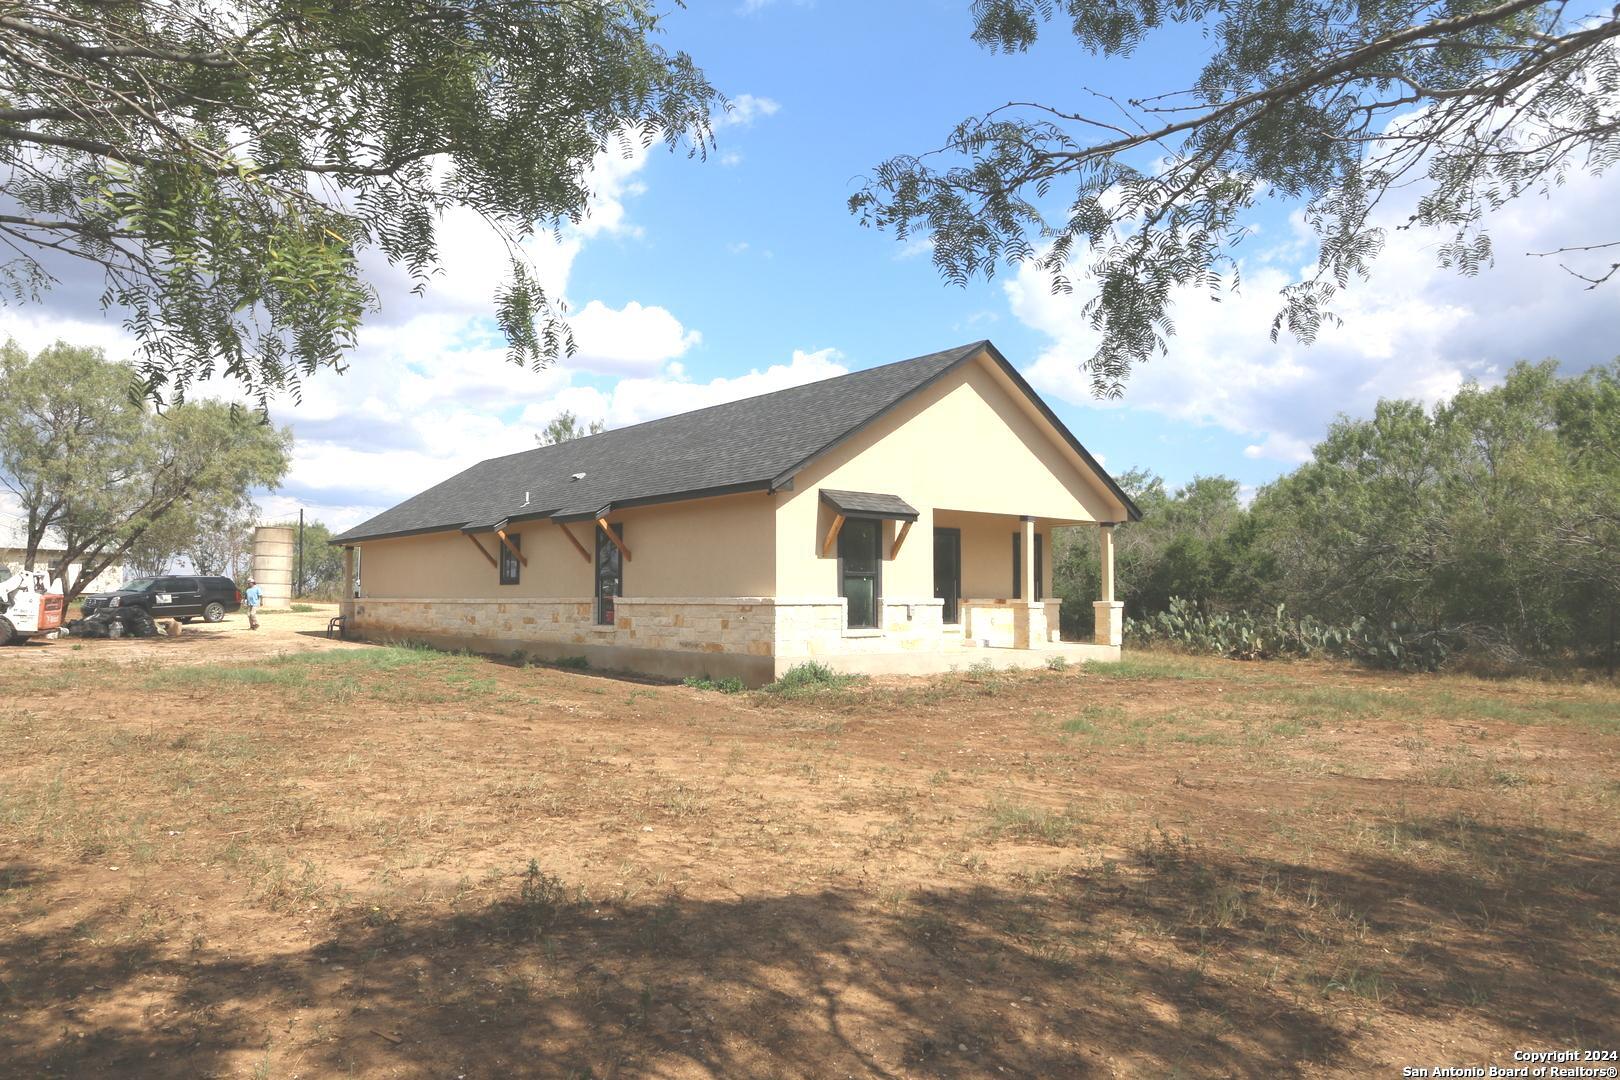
<box><xmin>961</xmin><ymin>600</ymin><xmax>1017</xmax><ymax>648</ymax></box>
<box><xmin>349</xmin><ymin>598</ymin><xmax>596</xmax><ymax>646</ymax></box>
<box><xmin>613</xmin><ymin>597</ymin><xmax>776</xmax><ymax>658</ymax></box>
<box><xmin>772</xmin><ymin>596</ymin><xmax>946</xmax><ymax>662</ymax></box>
<box><xmin>348</xmin><ymin>593</ymin><xmax>1060</xmax><ymax>685</ymax></box>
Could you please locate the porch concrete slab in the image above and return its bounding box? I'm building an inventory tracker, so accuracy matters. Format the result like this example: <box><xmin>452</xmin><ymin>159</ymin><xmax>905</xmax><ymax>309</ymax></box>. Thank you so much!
<box><xmin>793</xmin><ymin>640</ymin><xmax>1120</xmax><ymax>679</ymax></box>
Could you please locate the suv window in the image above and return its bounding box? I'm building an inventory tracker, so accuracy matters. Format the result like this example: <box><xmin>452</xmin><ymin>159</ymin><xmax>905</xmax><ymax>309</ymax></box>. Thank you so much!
<box><xmin>158</xmin><ymin>577</ymin><xmax>195</xmax><ymax>592</ymax></box>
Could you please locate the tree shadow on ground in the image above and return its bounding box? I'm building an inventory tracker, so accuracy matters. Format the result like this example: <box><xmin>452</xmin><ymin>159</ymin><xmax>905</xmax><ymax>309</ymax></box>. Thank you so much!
<box><xmin>1</xmin><ymin>811</ymin><xmax>1615</xmax><ymax>1077</ymax></box>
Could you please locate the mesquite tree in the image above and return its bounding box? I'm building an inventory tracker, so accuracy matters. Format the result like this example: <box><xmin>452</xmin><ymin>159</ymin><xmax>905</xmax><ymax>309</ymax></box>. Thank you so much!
<box><xmin>853</xmin><ymin>1</ymin><xmax>1620</xmax><ymax>396</ymax></box>
<box><xmin>0</xmin><ymin>1</ymin><xmax>719</xmax><ymax>403</ymax></box>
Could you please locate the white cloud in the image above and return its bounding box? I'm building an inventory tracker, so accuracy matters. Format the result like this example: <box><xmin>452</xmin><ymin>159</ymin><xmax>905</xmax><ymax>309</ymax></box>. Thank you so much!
<box><xmin>567</xmin><ymin>300</ymin><xmax>701</xmax><ymax>374</ymax></box>
<box><xmin>1008</xmin><ymin>166</ymin><xmax>1620</xmax><ymax>464</ymax></box>
<box><xmin>0</xmin><ymin>132</ymin><xmax>716</xmax><ymax>534</ymax></box>
<box><xmin>517</xmin><ymin>347</ymin><xmax>847</xmax><ymax>431</ymax></box>
<box><xmin>716</xmin><ymin>94</ymin><xmax>781</xmax><ymax>127</ymax></box>
<box><xmin>718</xmin><ymin>150</ymin><xmax>744</xmax><ymax>167</ymax></box>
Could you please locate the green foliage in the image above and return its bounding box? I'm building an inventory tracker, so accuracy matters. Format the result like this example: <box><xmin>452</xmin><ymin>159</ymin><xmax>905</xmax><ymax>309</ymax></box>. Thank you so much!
<box><xmin>762</xmin><ymin>661</ymin><xmax>863</xmax><ymax>697</ymax></box>
<box><xmin>682</xmin><ymin>674</ymin><xmax>744</xmax><ymax>694</ymax></box>
<box><xmin>266</xmin><ymin>518</ymin><xmax>344</xmax><ymax>597</ymax></box>
<box><xmin>0</xmin><ymin>1</ymin><xmax>720</xmax><ymax>402</ymax></box>
<box><xmin>0</xmin><ymin>340</ymin><xmax>290</xmax><ymax>600</ymax></box>
<box><xmin>1057</xmin><ymin>360</ymin><xmax>1620</xmax><ymax>666</ymax></box>
<box><xmin>856</xmin><ymin>2</ymin><xmax>1619</xmax><ymax>393</ymax></box>
<box><xmin>1127</xmin><ymin>598</ymin><xmax>1450</xmax><ymax>672</ymax></box>
<box><xmin>536</xmin><ymin>411</ymin><xmax>607</xmax><ymax>446</ymax></box>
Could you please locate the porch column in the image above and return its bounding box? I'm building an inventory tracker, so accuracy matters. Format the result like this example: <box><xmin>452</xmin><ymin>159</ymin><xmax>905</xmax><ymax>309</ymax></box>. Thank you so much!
<box><xmin>1013</xmin><ymin>516</ymin><xmax>1046</xmax><ymax>648</ymax></box>
<box><xmin>1093</xmin><ymin>523</ymin><xmax>1123</xmax><ymax>647</ymax></box>
<box><xmin>341</xmin><ymin>546</ymin><xmax>356</xmax><ymax>615</ymax></box>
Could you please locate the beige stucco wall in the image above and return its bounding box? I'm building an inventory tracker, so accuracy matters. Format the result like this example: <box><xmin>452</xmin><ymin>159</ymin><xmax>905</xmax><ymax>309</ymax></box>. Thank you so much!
<box><xmin>774</xmin><ymin>350</ymin><xmax>1118</xmax><ymax>600</ymax></box>
<box><xmin>356</xmin><ymin>491</ymin><xmax>774</xmax><ymax>601</ymax></box>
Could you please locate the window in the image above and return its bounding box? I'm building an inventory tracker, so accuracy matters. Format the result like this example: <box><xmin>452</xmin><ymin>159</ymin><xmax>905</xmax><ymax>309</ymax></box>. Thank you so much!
<box><xmin>595</xmin><ymin>522</ymin><xmax>623</xmax><ymax>625</ymax></box>
<box><xmin>499</xmin><ymin>533</ymin><xmax>521</xmax><ymax>585</ymax></box>
<box><xmin>1011</xmin><ymin>532</ymin><xmax>1044</xmax><ymax>601</ymax></box>
<box><xmin>838</xmin><ymin>517</ymin><xmax>881</xmax><ymax>628</ymax></box>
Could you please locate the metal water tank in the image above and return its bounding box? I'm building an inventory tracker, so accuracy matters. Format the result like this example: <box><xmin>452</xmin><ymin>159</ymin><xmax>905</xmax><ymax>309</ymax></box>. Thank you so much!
<box><xmin>251</xmin><ymin>525</ymin><xmax>295</xmax><ymax>609</ymax></box>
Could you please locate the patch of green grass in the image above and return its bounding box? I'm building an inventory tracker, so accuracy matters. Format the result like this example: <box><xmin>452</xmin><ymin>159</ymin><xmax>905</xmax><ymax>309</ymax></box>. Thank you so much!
<box><xmin>548</xmin><ymin>655</ymin><xmax>591</xmax><ymax>671</ymax></box>
<box><xmin>1084</xmin><ymin>653</ymin><xmax>1225</xmax><ymax>681</ymax></box>
<box><xmin>1424</xmin><ymin>690</ymin><xmax>1620</xmax><ymax>732</ymax></box>
<box><xmin>288</xmin><ymin>603</ymin><xmax>317</xmax><ymax>613</ymax></box>
<box><xmin>761</xmin><ymin>661</ymin><xmax>862</xmax><ymax>698</ymax></box>
<box><xmin>1061</xmin><ymin>704</ymin><xmax>1126</xmax><ymax>738</ymax></box>
<box><xmin>1260</xmin><ymin>686</ymin><xmax>1392</xmax><ymax>719</ymax></box>
<box><xmin>683</xmin><ymin>675</ymin><xmax>744</xmax><ymax>694</ymax></box>
<box><xmin>984</xmin><ymin>797</ymin><xmax>1085</xmax><ymax>843</ymax></box>
<box><xmin>145</xmin><ymin>665</ymin><xmax>308</xmax><ymax>690</ymax></box>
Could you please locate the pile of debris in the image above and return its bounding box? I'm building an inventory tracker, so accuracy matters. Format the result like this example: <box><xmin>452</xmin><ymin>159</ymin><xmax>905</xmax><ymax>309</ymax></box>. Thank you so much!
<box><xmin>64</xmin><ymin>607</ymin><xmax>159</xmax><ymax>639</ymax></box>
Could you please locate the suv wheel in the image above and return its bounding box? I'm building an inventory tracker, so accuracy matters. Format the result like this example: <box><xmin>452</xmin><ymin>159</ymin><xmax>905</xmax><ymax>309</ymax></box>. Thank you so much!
<box><xmin>203</xmin><ymin>601</ymin><xmax>226</xmax><ymax>623</ymax></box>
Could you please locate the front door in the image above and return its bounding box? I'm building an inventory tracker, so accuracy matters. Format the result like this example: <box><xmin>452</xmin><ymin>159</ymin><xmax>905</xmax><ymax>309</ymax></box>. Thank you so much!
<box><xmin>933</xmin><ymin>527</ymin><xmax>961</xmax><ymax>624</ymax></box>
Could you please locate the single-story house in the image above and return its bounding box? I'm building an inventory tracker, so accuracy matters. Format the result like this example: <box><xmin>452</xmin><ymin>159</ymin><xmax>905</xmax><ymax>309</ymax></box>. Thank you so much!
<box><xmin>0</xmin><ymin>521</ymin><xmax>123</xmax><ymax>594</ymax></box>
<box><xmin>333</xmin><ymin>340</ymin><xmax>1140</xmax><ymax>684</ymax></box>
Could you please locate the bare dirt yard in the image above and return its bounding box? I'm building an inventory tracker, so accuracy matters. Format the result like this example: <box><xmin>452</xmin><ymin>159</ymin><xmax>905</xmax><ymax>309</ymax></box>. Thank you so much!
<box><xmin>1</xmin><ymin>606</ymin><xmax>1616</xmax><ymax>1078</ymax></box>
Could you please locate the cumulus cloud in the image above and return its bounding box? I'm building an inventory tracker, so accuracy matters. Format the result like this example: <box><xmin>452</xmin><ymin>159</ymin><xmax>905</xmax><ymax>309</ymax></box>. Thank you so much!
<box><xmin>1008</xmin><ymin>167</ymin><xmax>1620</xmax><ymax>464</ymax></box>
<box><xmin>517</xmin><ymin>347</ymin><xmax>847</xmax><ymax>432</ymax></box>
<box><xmin>0</xmin><ymin>122</ymin><xmax>734</xmax><ymax>533</ymax></box>
<box><xmin>567</xmin><ymin>300</ymin><xmax>702</xmax><ymax>374</ymax></box>
<box><xmin>716</xmin><ymin>94</ymin><xmax>781</xmax><ymax>127</ymax></box>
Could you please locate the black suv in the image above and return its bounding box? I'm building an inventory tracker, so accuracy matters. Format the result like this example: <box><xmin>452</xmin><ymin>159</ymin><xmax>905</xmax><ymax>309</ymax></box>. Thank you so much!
<box><xmin>80</xmin><ymin>576</ymin><xmax>243</xmax><ymax>623</ymax></box>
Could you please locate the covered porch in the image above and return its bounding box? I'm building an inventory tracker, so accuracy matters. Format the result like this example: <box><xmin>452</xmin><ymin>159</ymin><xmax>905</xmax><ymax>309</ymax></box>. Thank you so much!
<box><xmin>930</xmin><ymin>508</ymin><xmax>1123</xmax><ymax>653</ymax></box>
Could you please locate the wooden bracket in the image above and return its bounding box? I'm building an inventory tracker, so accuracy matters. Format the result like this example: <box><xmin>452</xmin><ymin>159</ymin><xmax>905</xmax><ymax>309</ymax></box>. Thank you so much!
<box><xmin>465</xmin><ymin>533</ymin><xmax>497</xmax><ymax>568</ymax></box>
<box><xmin>597</xmin><ymin>518</ymin><xmax>631</xmax><ymax>561</ymax></box>
<box><xmin>821</xmin><ymin>513</ymin><xmax>845</xmax><ymax>558</ymax></box>
<box><xmin>890</xmin><ymin>519</ymin><xmax>913</xmax><ymax>560</ymax></box>
<box><xmin>558</xmin><ymin>522</ymin><xmax>591</xmax><ymax>562</ymax></box>
<box><xmin>495</xmin><ymin>529</ymin><xmax>527</xmax><ymax>567</ymax></box>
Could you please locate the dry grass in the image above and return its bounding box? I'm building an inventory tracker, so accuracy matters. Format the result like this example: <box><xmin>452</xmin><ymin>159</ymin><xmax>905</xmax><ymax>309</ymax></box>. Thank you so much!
<box><xmin>0</xmin><ymin>636</ymin><xmax>1616</xmax><ymax>1078</ymax></box>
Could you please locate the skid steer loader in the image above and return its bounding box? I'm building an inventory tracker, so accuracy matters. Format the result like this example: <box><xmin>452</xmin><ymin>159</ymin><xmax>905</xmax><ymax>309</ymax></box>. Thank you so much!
<box><xmin>0</xmin><ymin>566</ymin><xmax>66</xmax><ymax>645</ymax></box>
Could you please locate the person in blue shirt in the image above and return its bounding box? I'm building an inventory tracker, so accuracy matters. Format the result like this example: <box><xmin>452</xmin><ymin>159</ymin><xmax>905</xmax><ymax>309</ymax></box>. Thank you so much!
<box><xmin>244</xmin><ymin>578</ymin><xmax>262</xmax><ymax>630</ymax></box>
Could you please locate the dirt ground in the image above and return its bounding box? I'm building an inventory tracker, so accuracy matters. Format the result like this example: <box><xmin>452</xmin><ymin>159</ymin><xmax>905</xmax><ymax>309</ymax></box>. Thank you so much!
<box><xmin>1</xmin><ymin>610</ymin><xmax>1616</xmax><ymax>1078</ymax></box>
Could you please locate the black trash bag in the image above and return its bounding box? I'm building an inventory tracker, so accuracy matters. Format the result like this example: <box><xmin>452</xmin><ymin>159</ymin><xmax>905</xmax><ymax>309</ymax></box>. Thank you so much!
<box><xmin>63</xmin><ymin>607</ymin><xmax>159</xmax><ymax>639</ymax></box>
<box><xmin>121</xmin><ymin>606</ymin><xmax>158</xmax><ymax>638</ymax></box>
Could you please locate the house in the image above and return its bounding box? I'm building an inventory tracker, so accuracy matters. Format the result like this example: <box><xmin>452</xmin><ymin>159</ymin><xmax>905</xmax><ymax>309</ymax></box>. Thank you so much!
<box><xmin>332</xmin><ymin>341</ymin><xmax>1141</xmax><ymax>684</ymax></box>
<box><xmin>0</xmin><ymin>520</ymin><xmax>123</xmax><ymax>594</ymax></box>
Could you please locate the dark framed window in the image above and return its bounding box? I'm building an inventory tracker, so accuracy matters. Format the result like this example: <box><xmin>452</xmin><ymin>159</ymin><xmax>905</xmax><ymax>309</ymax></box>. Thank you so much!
<box><xmin>838</xmin><ymin>518</ymin><xmax>882</xmax><ymax>629</ymax></box>
<box><xmin>595</xmin><ymin>522</ymin><xmax>623</xmax><ymax>625</ymax></box>
<box><xmin>1011</xmin><ymin>532</ymin><xmax>1044</xmax><ymax>601</ymax></box>
<box><xmin>499</xmin><ymin>533</ymin><xmax>521</xmax><ymax>585</ymax></box>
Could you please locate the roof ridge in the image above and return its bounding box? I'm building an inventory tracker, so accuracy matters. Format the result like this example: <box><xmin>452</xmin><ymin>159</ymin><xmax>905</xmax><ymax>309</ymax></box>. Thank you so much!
<box><xmin>476</xmin><ymin>340</ymin><xmax>989</xmax><ymax>468</ymax></box>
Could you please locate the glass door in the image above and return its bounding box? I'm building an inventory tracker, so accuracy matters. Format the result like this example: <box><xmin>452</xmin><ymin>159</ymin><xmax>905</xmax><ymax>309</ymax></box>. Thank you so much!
<box><xmin>595</xmin><ymin>523</ymin><xmax>623</xmax><ymax>625</ymax></box>
<box><xmin>838</xmin><ymin>518</ymin><xmax>881</xmax><ymax>628</ymax></box>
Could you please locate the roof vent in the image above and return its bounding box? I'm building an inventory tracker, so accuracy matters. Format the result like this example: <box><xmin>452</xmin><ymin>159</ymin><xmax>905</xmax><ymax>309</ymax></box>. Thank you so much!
<box><xmin>522</xmin><ymin>491</ymin><xmax>530</xmax><ymax>507</ymax></box>
<box><xmin>570</xmin><ymin>472</ymin><xmax>586</xmax><ymax>482</ymax></box>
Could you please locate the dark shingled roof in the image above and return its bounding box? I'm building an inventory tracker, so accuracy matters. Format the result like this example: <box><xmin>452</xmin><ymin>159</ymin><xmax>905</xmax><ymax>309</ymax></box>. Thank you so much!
<box><xmin>819</xmin><ymin>489</ymin><xmax>919</xmax><ymax>522</ymax></box>
<box><xmin>333</xmin><ymin>340</ymin><xmax>1139</xmax><ymax>544</ymax></box>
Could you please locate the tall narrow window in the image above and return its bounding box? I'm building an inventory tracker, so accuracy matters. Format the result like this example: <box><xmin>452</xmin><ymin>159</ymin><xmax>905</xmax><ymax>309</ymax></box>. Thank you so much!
<box><xmin>839</xmin><ymin>518</ymin><xmax>881</xmax><ymax>629</ymax></box>
<box><xmin>499</xmin><ymin>533</ymin><xmax>521</xmax><ymax>585</ymax></box>
<box><xmin>1012</xmin><ymin>533</ymin><xmax>1044</xmax><ymax>601</ymax></box>
<box><xmin>595</xmin><ymin>522</ymin><xmax>623</xmax><ymax>625</ymax></box>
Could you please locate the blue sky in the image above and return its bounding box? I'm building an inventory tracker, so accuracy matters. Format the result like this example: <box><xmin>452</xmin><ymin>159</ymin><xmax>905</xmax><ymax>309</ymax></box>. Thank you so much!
<box><xmin>1</xmin><ymin>2</ymin><xmax>1616</xmax><ymax>530</ymax></box>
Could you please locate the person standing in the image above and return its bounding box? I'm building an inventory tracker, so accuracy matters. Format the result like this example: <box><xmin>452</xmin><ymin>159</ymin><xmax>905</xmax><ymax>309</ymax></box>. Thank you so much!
<box><xmin>244</xmin><ymin>577</ymin><xmax>262</xmax><ymax>630</ymax></box>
